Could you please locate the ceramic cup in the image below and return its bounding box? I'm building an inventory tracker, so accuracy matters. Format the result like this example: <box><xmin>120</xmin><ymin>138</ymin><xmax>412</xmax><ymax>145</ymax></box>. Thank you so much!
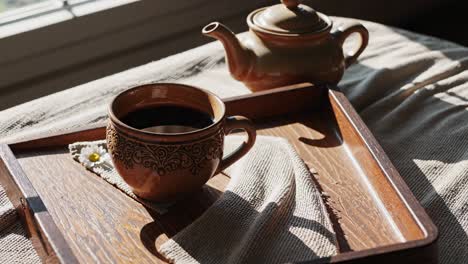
<box><xmin>106</xmin><ymin>83</ymin><xmax>256</xmax><ymax>202</ymax></box>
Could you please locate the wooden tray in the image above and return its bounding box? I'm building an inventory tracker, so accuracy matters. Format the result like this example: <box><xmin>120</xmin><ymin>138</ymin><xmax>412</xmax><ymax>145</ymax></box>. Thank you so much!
<box><xmin>0</xmin><ymin>84</ymin><xmax>437</xmax><ymax>263</ymax></box>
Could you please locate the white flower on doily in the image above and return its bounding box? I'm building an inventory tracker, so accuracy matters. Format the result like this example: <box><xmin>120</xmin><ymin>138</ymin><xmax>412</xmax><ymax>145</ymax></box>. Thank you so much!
<box><xmin>78</xmin><ymin>145</ymin><xmax>111</xmax><ymax>169</ymax></box>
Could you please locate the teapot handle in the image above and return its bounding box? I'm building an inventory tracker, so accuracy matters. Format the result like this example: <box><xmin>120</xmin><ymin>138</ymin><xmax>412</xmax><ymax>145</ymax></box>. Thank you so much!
<box><xmin>333</xmin><ymin>22</ymin><xmax>369</xmax><ymax>68</ymax></box>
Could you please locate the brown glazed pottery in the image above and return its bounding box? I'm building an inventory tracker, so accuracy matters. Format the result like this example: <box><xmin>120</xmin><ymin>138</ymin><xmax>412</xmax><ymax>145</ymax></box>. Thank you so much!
<box><xmin>106</xmin><ymin>83</ymin><xmax>256</xmax><ymax>202</ymax></box>
<box><xmin>202</xmin><ymin>0</ymin><xmax>369</xmax><ymax>91</ymax></box>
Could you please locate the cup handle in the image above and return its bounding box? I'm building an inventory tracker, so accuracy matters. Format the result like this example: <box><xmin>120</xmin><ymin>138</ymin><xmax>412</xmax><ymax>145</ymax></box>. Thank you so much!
<box><xmin>332</xmin><ymin>22</ymin><xmax>369</xmax><ymax>68</ymax></box>
<box><xmin>216</xmin><ymin>116</ymin><xmax>257</xmax><ymax>174</ymax></box>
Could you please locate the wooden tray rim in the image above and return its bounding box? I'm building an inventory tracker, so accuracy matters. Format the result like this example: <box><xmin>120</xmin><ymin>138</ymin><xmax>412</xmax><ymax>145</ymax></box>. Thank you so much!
<box><xmin>0</xmin><ymin>84</ymin><xmax>438</xmax><ymax>263</ymax></box>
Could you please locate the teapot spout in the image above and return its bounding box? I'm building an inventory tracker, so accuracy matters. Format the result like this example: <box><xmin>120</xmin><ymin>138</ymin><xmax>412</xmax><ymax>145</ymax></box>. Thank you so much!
<box><xmin>203</xmin><ymin>22</ymin><xmax>252</xmax><ymax>81</ymax></box>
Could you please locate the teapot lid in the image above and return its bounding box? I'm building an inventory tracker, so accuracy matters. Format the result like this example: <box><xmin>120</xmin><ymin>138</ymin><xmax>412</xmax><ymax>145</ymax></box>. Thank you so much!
<box><xmin>250</xmin><ymin>0</ymin><xmax>331</xmax><ymax>35</ymax></box>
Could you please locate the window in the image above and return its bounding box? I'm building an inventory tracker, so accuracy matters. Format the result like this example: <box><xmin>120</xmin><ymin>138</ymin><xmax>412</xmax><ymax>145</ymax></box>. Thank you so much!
<box><xmin>0</xmin><ymin>1</ymin><xmax>81</xmax><ymax>26</ymax></box>
<box><xmin>0</xmin><ymin>0</ymin><xmax>142</xmax><ymax>95</ymax></box>
<box><xmin>0</xmin><ymin>0</ymin><xmax>51</xmax><ymax>13</ymax></box>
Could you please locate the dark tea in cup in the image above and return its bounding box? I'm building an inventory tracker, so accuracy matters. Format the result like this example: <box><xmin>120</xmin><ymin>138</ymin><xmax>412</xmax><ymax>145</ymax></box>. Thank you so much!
<box><xmin>121</xmin><ymin>105</ymin><xmax>215</xmax><ymax>134</ymax></box>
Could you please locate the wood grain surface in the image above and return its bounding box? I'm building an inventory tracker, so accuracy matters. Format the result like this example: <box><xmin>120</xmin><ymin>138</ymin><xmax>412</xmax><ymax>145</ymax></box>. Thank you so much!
<box><xmin>6</xmin><ymin>85</ymin><xmax>437</xmax><ymax>263</ymax></box>
<box><xmin>0</xmin><ymin>145</ymin><xmax>78</xmax><ymax>264</ymax></box>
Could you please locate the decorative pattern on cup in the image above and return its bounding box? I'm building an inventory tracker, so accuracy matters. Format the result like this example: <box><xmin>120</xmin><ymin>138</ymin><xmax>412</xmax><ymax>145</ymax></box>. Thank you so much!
<box><xmin>106</xmin><ymin>123</ymin><xmax>224</xmax><ymax>176</ymax></box>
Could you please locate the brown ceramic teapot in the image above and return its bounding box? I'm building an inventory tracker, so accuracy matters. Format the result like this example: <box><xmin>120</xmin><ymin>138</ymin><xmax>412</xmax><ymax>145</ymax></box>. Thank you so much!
<box><xmin>202</xmin><ymin>0</ymin><xmax>369</xmax><ymax>91</ymax></box>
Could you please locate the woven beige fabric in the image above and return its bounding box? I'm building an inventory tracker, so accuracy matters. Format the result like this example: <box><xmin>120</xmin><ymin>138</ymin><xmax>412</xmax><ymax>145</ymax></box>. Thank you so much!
<box><xmin>69</xmin><ymin>140</ymin><xmax>173</xmax><ymax>214</ymax></box>
<box><xmin>0</xmin><ymin>186</ymin><xmax>41</xmax><ymax>264</ymax></box>
<box><xmin>160</xmin><ymin>136</ymin><xmax>337</xmax><ymax>264</ymax></box>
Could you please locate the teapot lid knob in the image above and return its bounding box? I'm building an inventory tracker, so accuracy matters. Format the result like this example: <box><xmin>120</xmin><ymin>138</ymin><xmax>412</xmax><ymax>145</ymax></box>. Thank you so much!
<box><xmin>281</xmin><ymin>0</ymin><xmax>300</xmax><ymax>9</ymax></box>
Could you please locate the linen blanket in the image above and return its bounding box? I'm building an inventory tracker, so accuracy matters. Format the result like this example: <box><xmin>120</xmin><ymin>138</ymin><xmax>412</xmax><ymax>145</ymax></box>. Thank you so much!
<box><xmin>0</xmin><ymin>17</ymin><xmax>467</xmax><ymax>262</ymax></box>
